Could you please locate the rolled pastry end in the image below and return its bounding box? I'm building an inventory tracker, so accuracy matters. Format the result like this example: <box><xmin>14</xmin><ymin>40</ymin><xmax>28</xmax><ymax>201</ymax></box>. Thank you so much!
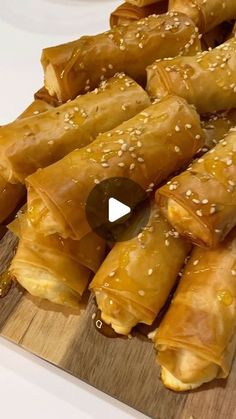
<box><xmin>162</xmin><ymin>197</ymin><xmax>210</xmax><ymax>247</ymax></box>
<box><xmin>27</xmin><ymin>185</ymin><xmax>70</xmax><ymax>238</ymax></box>
<box><xmin>161</xmin><ymin>367</ymin><xmax>204</xmax><ymax>392</ymax></box>
<box><xmin>10</xmin><ymin>262</ymin><xmax>81</xmax><ymax>309</ymax></box>
<box><xmin>44</xmin><ymin>63</ymin><xmax>62</xmax><ymax>102</ymax></box>
<box><xmin>157</xmin><ymin>348</ymin><xmax>220</xmax><ymax>391</ymax></box>
<box><xmin>95</xmin><ymin>291</ymin><xmax>145</xmax><ymax>335</ymax></box>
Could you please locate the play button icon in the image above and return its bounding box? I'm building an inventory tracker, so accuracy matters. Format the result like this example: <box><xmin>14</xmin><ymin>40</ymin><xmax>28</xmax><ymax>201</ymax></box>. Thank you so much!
<box><xmin>86</xmin><ymin>177</ymin><xmax>151</xmax><ymax>242</ymax></box>
<box><xmin>108</xmin><ymin>198</ymin><xmax>131</xmax><ymax>223</ymax></box>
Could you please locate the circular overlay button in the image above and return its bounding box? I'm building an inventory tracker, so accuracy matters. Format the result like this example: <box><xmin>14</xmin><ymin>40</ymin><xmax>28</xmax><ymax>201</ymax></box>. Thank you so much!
<box><xmin>86</xmin><ymin>177</ymin><xmax>151</xmax><ymax>242</ymax></box>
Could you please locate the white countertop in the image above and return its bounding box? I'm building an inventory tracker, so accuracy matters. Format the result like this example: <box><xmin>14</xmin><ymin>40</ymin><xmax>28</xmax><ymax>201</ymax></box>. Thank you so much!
<box><xmin>0</xmin><ymin>1</ymin><xmax>148</xmax><ymax>418</ymax></box>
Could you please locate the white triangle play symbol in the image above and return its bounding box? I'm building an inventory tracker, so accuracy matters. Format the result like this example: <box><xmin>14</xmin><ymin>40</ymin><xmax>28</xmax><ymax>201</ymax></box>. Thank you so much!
<box><xmin>108</xmin><ymin>198</ymin><xmax>131</xmax><ymax>223</ymax></box>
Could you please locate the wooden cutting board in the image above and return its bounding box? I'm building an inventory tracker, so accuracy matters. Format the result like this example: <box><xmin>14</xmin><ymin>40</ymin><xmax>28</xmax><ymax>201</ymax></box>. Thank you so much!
<box><xmin>0</xmin><ymin>231</ymin><xmax>236</xmax><ymax>419</ymax></box>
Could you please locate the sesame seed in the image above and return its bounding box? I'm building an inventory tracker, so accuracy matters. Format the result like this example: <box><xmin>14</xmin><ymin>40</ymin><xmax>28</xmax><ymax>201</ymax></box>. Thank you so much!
<box><xmin>196</xmin><ymin>209</ymin><xmax>203</xmax><ymax>217</ymax></box>
<box><xmin>185</xmin><ymin>190</ymin><xmax>192</xmax><ymax>197</ymax></box>
<box><xmin>175</xmin><ymin>125</ymin><xmax>180</xmax><ymax>132</ymax></box>
<box><xmin>231</xmin><ymin>270</ymin><xmax>236</xmax><ymax>276</ymax></box>
<box><xmin>175</xmin><ymin>146</ymin><xmax>180</xmax><ymax>153</ymax></box>
<box><xmin>109</xmin><ymin>271</ymin><xmax>115</xmax><ymax>277</ymax></box>
<box><xmin>130</xmin><ymin>163</ymin><xmax>135</xmax><ymax>170</ymax></box>
<box><xmin>202</xmin><ymin>199</ymin><xmax>209</xmax><ymax>204</ymax></box>
<box><xmin>138</xmin><ymin>290</ymin><xmax>145</xmax><ymax>296</ymax></box>
<box><xmin>193</xmin><ymin>259</ymin><xmax>199</xmax><ymax>266</ymax></box>
<box><xmin>121</xmin><ymin>143</ymin><xmax>128</xmax><ymax>151</ymax></box>
<box><xmin>148</xmin><ymin>269</ymin><xmax>153</xmax><ymax>276</ymax></box>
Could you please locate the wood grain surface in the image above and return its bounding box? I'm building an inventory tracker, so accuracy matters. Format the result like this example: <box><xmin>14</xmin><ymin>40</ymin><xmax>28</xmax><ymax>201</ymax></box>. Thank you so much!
<box><xmin>0</xmin><ymin>232</ymin><xmax>236</xmax><ymax>419</ymax></box>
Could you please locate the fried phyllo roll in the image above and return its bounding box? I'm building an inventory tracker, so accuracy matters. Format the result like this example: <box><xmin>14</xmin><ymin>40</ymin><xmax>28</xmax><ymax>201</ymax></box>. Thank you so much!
<box><xmin>233</xmin><ymin>22</ymin><xmax>236</xmax><ymax>36</ymax></box>
<box><xmin>147</xmin><ymin>38</ymin><xmax>236</xmax><ymax>114</ymax></box>
<box><xmin>153</xmin><ymin>229</ymin><xmax>236</xmax><ymax>391</ymax></box>
<box><xmin>0</xmin><ymin>97</ymin><xmax>54</xmax><ymax>223</ymax></box>
<box><xmin>90</xmin><ymin>203</ymin><xmax>191</xmax><ymax>335</ymax></box>
<box><xmin>157</xmin><ymin>128</ymin><xmax>236</xmax><ymax>248</ymax></box>
<box><xmin>9</xmin><ymin>214</ymin><xmax>105</xmax><ymax>308</ymax></box>
<box><xmin>42</xmin><ymin>12</ymin><xmax>200</xmax><ymax>102</ymax></box>
<box><xmin>201</xmin><ymin>109</ymin><xmax>236</xmax><ymax>152</ymax></box>
<box><xmin>0</xmin><ymin>74</ymin><xmax>149</xmax><ymax>184</ymax></box>
<box><xmin>26</xmin><ymin>95</ymin><xmax>204</xmax><ymax>240</ymax></box>
<box><xmin>169</xmin><ymin>0</ymin><xmax>236</xmax><ymax>33</ymax></box>
<box><xmin>110</xmin><ymin>1</ymin><xmax>168</xmax><ymax>28</ymax></box>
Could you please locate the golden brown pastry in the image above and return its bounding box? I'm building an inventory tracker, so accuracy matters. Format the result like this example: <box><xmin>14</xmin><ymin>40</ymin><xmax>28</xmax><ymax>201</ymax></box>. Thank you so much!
<box><xmin>26</xmin><ymin>95</ymin><xmax>204</xmax><ymax>240</ymax></box>
<box><xmin>169</xmin><ymin>0</ymin><xmax>236</xmax><ymax>33</ymax></box>
<box><xmin>0</xmin><ymin>74</ymin><xmax>149</xmax><ymax>184</ymax></box>
<box><xmin>201</xmin><ymin>22</ymin><xmax>234</xmax><ymax>50</ymax></box>
<box><xmin>0</xmin><ymin>97</ymin><xmax>54</xmax><ymax>224</ymax></box>
<box><xmin>42</xmin><ymin>12</ymin><xmax>200</xmax><ymax>102</ymax></box>
<box><xmin>147</xmin><ymin>38</ymin><xmax>236</xmax><ymax>114</ymax></box>
<box><xmin>90</xmin><ymin>203</ymin><xmax>191</xmax><ymax>335</ymax></box>
<box><xmin>153</xmin><ymin>229</ymin><xmax>236</xmax><ymax>391</ymax></box>
<box><xmin>110</xmin><ymin>1</ymin><xmax>168</xmax><ymax>28</ymax></box>
<box><xmin>9</xmin><ymin>214</ymin><xmax>105</xmax><ymax>308</ymax></box>
<box><xmin>157</xmin><ymin>128</ymin><xmax>236</xmax><ymax>248</ymax></box>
